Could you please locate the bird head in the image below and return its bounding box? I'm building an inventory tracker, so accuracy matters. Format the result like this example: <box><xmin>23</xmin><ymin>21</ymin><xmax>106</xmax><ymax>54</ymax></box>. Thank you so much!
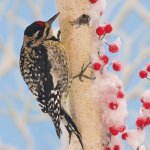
<box><xmin>23</xmin><ymin>12</ymin><xmax>60</xmax><ymax>47</ymax></box>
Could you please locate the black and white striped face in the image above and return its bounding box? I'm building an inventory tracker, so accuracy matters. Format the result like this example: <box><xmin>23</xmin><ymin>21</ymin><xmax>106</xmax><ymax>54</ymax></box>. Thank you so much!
<box><xmin>24</xmin><ymin>21</ymin><xmax>50</xmax><ymax>47</ymax></box>
<box><xmin>23</xmin><ymin>13</ymin><xmax>60</xmax><ymax>47</ymax></box>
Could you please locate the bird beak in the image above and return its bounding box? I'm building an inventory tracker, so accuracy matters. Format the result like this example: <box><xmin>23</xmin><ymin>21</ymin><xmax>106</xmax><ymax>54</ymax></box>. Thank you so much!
<box><xmin>47</xmin><ymin>12</ymin><xmax>60</xmax><ymax>26</ymax></box>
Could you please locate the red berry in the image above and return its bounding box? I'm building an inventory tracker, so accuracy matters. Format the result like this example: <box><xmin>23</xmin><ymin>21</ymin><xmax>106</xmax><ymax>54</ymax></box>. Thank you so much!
<box><xmin>122</xmin><ymin>132</ymin><xmax>128</xmax><ymax>140</ymax></box>
<box><xmin>89</xmin><ymin>0</ymin><xmax>97</xmax><ymax>3</ymax></box>
<box><xmin>93</xmin><ymin>62</ymin><xmax>101</xmax><ymax>70</ymax></box>
<box><xmin>145</xmin><ymin>117</ymin><xmax>150</xmax><ymax>126</ymax></box>
<box><xmin>112</xmin><ymin>62</ymin><xmax>122</xmax><ymax>72</ymax></box>
<box><xmin>104</xmin><ymin>23</ymin><xmax>113</xmax><ymax>33</ymax></box>
<box><xmin>96</xmin><ymin>26</ymin><xmax>105</xmax><ymax>36</ymax></box>
<box><xmin>109</xmin><ymin>44</ymin><xmax>119</xmax><ymax>53</ymax></box>
<box><xmin>146</xmin><ymin>64</ymin><xmax>150</xmax><ymax>72</ymax></box>
<box><xmin>118</xmin><ymin>125</ymin><xmax>126</xmax><ymax>132</ymax></box>
<box><xmin>114</xmin><ymin>145</ymin><xmax>120</xmax><ymax>150</ymax></box>
<box><xmin>100</xmin><ymin>55</ymin><xmax>109</xmax><ymax>64</ymax></box>
<box><xmin>136</xmin><ymin>117</ymin><xmax>146</xmax><ymax>128</ymax></box>
<box><xmin>117</xmin><ymin>91</ymin><xmax>124</xmax><ymax>99</ymax></box>
<box><xmin>143</xmin><ymin>102</ymin><xmax>150</xmax><ymax>109</ymax></box>
<box><xmin>109</xmin><ymin>102</ymin><xmax>119</xmax><ymax>110</ymax></box>
<box><xmin>105</xmin><ymin>147</ymin><xmax>111</xmax><ymax>150</ymax></box>
<box><xmin>109</xmin><ymin>127</ymin><xmax>119</xmax><ymax>136</ymax></box>
<box><xmin>139</xmin><ymin>70</ymin><xmax>148</xmax><ymax>78</ymax></box>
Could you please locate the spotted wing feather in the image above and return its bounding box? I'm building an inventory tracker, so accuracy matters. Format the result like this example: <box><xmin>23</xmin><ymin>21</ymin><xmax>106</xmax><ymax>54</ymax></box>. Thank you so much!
<box><xmin>20</xmin><ymin>44</ymin><xmax>62</xmax><ymax>137</ymax></box>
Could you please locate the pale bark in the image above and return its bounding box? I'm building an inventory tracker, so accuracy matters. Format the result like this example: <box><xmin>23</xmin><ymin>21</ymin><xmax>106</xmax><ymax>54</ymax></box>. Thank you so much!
<box><xmin>56</xmin><ymin>1</ymin><xmax>104</xmax><ymax>150</ymax></box>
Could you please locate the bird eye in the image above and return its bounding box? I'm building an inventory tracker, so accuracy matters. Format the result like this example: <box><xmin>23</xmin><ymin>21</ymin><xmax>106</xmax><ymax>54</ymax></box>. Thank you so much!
<box><xmin>35</xmin><ymin>30</ymin><xmax>44</xmax><ymax>39</ymax></box>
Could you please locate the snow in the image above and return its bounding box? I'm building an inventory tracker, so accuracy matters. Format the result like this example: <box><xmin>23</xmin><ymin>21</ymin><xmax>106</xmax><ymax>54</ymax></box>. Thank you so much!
<box><xmin>141</xmin><ymin>90</ymin><xmax>150</xmax><ymax>102</ymax></box>
<box><xmin>125</xmin><ymin>129</ymin><xmax>145</xmax><ymax>150</ymax></box>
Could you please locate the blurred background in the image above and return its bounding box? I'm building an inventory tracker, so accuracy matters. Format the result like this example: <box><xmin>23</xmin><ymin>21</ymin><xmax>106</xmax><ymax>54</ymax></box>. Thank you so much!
<box><xmin>0</xmin><ymin>0</ymin><xmax>150</xmax><ymax>149</ymax></box>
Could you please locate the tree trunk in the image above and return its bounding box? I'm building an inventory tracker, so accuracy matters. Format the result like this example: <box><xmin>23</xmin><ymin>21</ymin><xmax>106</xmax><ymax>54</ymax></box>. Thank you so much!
<box><xmin>56</xmin><ymin>1</ymin><xmax>105</xmax><ymax>149</ymax></box>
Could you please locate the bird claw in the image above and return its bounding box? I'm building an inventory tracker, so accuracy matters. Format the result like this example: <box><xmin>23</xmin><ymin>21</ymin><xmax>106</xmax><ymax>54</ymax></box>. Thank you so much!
<box><xmin>73</xmin><ymin>62</ymin><xmax>96</xmax><ymax>82</ymax></box>
<box><xmin>79</xmin><ymin>76</ymin><xmax>84</xmax><ymax>82</ymax></box>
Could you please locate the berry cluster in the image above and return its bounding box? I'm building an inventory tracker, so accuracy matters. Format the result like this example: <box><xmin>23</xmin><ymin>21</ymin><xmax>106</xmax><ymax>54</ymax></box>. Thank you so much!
<box><xmin>92</xmin><ymin>55</ymin><xmax>109</xmax><ymax>71</ymax></box>
<box><xmin>92</xmin><ymin>23</ymin><xmax>122</xmax><ymax>73</ymax></box>
<box><xmin>121</xmin><ymin>91</ymin><xmax>150</xmax><ymax>149</ymax></box>
<box><xmin>88</xmin><ymin>0</ymin><xmax>150</xmax><ymax>149</ymax></box>
<box><xmin>108</xmin><ymin>90</ymin><xmax>124</xmax><ymax>110</ymax></box>
<box><xmin>91</xmin><ymin>5</ymin><xmax>125</xmax><ymax>149</ymax></box>
<box><xmin>135</xmin><ymin>93</ymin><xmax>150</xmax><ymax>129</ymax></box>
<box><xmin>136</xmin><ymin>117</ymin><xmax>150</xmax><ymax>128</ymax></box>
<box><xmin>109</xmin><ymin>125</ymin><xmax>126</xmax><ymax>136</ymax></box>
<box><xmin>96</xmin><ymin>23</ymin><xmax>113</xmax><ymax>37</ymax></box>
<box><xmin>97</xmin><ymin>75</ymin><xmax>127</xmax><ymax>150</ymax></box>
<box><xmin>88</xmin><ymin>0</ymin><xmax>128</xmax><ymax>150</ymax></box>
<box><xmin>139</xmin><ymin>64</ymin><xmax>150</xmax><ymax>79</ymax></box>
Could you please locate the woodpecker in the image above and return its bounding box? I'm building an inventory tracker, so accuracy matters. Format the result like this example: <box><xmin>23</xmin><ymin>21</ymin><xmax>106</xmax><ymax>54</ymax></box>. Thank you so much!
<box><xmin>19</xmin><ymin>13</ymin><xmax>84</xmax><ymax>148</ymax></box>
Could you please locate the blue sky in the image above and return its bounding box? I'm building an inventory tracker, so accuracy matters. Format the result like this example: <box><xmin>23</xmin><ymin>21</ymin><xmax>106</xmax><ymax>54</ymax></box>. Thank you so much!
<box><xmin>0</xmin><ymin>0</ymin><xmax>150</xmax><ymax>149</ymax></box>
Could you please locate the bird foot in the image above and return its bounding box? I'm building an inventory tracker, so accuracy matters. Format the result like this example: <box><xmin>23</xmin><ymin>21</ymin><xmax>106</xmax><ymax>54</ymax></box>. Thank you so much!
<box><xmin>73</xmin><ymin>62</ymin><xmax>96</xmax><ymax>82</ymax></box>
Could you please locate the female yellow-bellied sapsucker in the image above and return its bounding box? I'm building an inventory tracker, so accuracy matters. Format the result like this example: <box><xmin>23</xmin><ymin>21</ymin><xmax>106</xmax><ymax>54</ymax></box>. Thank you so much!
<box><xmin>19</xmin><ymin>13</ymin><xmax>83</xmax><ymax>149</ymax></box>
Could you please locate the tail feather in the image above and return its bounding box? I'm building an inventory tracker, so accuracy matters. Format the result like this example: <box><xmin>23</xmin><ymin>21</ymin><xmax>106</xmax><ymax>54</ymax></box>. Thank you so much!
<box><xmin>47</xmin><ymin>89</ymin><xmax>62</xmax><ymax>138</ymax></box>
<box><xmin>48</xmin><ymin>107</ymin><xmax>62</xmax><ymax>138</ymax></box>
<box><xmin>51</xmin><ymin>113</ymin><xmax>62</xmax><ymax>138</ymax></box>
<box><xmin>38</xmin><ymin>87</ymin><xmax>83</xmax><ymax>148</ymax></box>
<box><xmin>60</xmin><ymin>108</ymin><xmax>84</xmax><ymax>149</ymax></box>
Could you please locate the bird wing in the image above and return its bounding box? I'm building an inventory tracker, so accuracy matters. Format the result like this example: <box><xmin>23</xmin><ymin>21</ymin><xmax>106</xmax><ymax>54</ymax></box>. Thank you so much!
<box><xmin>20</xmin><ymin>44</ymin><xmax>62</xmax><ymax>137</ymax></box>
<box><xmin>33</xmin><ymin>44</ymin><xmax>62</xmax><ymax>137</ymax></box>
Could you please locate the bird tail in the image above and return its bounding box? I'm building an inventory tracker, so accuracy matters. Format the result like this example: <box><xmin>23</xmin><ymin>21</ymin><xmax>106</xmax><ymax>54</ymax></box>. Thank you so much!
<box><xmin>60</xmin><ymin>108</ymin><xmax>84</xmax><ymax>149</ymax></box>
<box><xmin>48</xmin><ymin>89</ymin><xmax>62</xmax><ymax>138</ymax></box>
<box><xmin>51</xmin><ymin>114</ymin><xmax>62</xmax><ymax>138</ymax></box>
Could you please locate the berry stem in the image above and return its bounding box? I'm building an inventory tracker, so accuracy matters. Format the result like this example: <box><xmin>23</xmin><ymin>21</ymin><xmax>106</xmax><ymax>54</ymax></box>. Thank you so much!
<box><xmin>100</xmin><ymin>33</ymin><xmax>106</xmax><ymax>40</ymax></box>
<box><xmin>107</xmin><ymin>63</ymin><xmax>112</xmax><ymax>70</ymax></box>
<box><xmin>104</xmin><ymin>41</ymin><xmax>110</xmax><ymax>46</ymax></box>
